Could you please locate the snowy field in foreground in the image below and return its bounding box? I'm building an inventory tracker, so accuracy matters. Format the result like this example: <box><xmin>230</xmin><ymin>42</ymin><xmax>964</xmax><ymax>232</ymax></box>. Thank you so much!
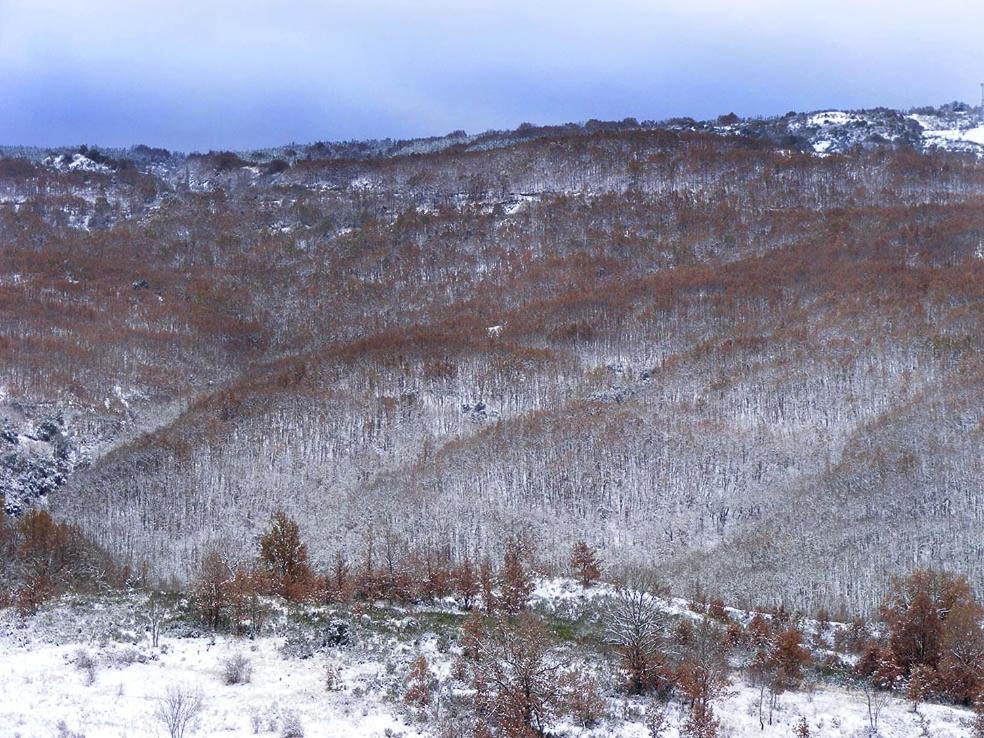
<box><xmin>0</xmin><ymin>587</ymin><xmax>976</xmax><ymax>738</ymax></box>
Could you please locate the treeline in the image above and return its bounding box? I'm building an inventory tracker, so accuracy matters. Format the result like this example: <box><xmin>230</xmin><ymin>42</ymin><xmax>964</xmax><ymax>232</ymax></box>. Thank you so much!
<box><xmin>189</xmin><ymin>509</ymin><xmax>549</xmax><ymax>635</ymax></box>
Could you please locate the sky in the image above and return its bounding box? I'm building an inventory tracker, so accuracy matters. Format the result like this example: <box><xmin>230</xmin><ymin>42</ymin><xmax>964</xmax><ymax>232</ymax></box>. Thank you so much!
<box><xmin>0</xmin><ymin>0</ymin><xmax>981</xmax><ymax>151</ymax></box>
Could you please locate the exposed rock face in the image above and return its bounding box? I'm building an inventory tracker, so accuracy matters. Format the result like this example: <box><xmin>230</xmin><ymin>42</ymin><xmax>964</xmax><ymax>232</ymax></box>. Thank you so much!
<box><xmin>1</xmin><ymin>414</ymin><xmax>75</xmax><ymax>515</ymax></box>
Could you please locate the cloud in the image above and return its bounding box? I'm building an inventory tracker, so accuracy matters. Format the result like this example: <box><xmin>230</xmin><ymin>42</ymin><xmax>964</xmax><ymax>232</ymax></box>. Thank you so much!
<box><xmin>0</xmin><ymin>0</ymin><xmax>980</xmax><ymax>149</ymax></box>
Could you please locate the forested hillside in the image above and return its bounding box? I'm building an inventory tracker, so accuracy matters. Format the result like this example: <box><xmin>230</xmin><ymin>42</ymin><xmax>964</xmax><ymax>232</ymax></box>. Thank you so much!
<box><xmin>1</xmin><ymin>112</ymin><xmax>982</xmax><ymax>613</ymax></box>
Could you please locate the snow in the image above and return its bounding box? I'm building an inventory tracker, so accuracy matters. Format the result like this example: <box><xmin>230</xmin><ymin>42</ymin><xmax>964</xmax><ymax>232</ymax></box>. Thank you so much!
<box><xmin>0</xmin><ymin>598</ymin><xmax>429</xmax><ymax>738</ymax></box>
<box><xmin>0</xmin><ymin>584</ymin><xmax>976</xmax><ymax>738</ymax></box>
<box><xmin>921</xmin><ymin>124</ymin><xmax>984</xmax><ymax>148</ymax></box>
<box><xmin>804</xmin><ymin>111</ymin><xmax>862</xmax><ymax>128</ymax></box>
<box><xmin>0</xmin><ymin>636</ymin><xmax>429</xmax><ymax>738</ymax></box>
<box><xmin>42</xmin><ymin>153</ymin><xmax>113</xmax><ymax>173</ymax></box>
<box><xmin>908</xmin><ymin>113</ymin><xmax>984</xmax><ymax>153</ymax></box>
<box><xmin>502</xmin><ymin>193</ymin><xmax>539</xmax><ymax>215</ymax></box>
<box><xmin>714</xmin><ymin>681</ymin><xmax>971</xmax><ymax>738</ymax></box>
<box><xmin>113</xmin><ymin>385</ymin><xmax>131</xmax><ymax>410</ymax></box>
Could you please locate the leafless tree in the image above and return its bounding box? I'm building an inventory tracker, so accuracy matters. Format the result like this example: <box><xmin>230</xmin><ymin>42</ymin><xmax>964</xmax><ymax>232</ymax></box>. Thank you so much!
<box><xmin>860</xmin><ymin>680</ymin><xmax>890</xmax><ymax>736</ymax></box>
<box><xmin>147</xmin><ymin>592</ymin><xmax>166</xmax><ymax>648</ymax></box>
<box><xmin>154</xmin><ymin>686</ymin><xmax>203</xmax><ymax>738</ymax></box>
<box><xmin>604</xmin><ymin>578</ymin><xmax>674</xmax><ymax>693</ymax></box>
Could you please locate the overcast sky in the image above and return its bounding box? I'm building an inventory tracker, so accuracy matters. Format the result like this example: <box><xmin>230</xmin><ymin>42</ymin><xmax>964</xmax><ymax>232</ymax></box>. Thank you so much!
<box><xmin>1</xmin><ymin>0</ymin><xmax>981</xmax><ymax>150</ymax></box>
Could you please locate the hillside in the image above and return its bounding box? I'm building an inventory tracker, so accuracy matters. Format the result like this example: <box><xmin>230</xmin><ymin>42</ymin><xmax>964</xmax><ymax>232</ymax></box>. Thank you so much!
<box><xmin>1</xmin><ymin>103</ymin><xmax>982</xmax><ymax>613</ymax></box>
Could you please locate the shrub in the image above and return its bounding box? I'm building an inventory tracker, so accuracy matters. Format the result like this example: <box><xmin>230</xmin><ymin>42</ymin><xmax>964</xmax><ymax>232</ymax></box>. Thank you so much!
<box><xmin>707</xmin><ymin>599</ymin><xmax>729</xmax><ymax>622</ymax></box>
<box><xmin>794</xmin><ymin>716</ymin><xmax>810</xmax><ymax>737</ymax></box>
<box><xmin>281</xmin><ymin>711</ymin><xmax>304</xmax><ymax>738</ymax></box>
<box><xmin>404</xmin><ymin>654</ymin><xmax>433</xmax><ymax>708</ymax></box>
<box><xmin>222</xmin><ymin>653</ymin><xmax>253</xmax><ymax>685</ymax></box>
<box><xmin>324</xmin><ymin>662</ymin><xmax>340</xmax><ymax>691</ymax></box>
<box><xmin>74</xmin><ymin>648</ymin><xmax>97</xmax><ymax>686</ymax></box>
<box><xmin>559</xmin><ymin>670</ymin><xmax>606</xmax><ymax>726</ymax></box>
<box><xmin>645</xmin><ymin>696</ymin><xmax>668</xmax><ymax>738</ymax></box>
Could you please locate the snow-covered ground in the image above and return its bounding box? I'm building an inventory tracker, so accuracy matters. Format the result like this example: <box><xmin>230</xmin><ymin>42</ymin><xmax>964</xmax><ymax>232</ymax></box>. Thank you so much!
<box><xmin>40</xmin><ymin>153</ymin><xmax>113</xmax><ymax>173</ymax></box>
<box><xmin>0</xmin><ymin>584</ymin><xmax>976</xmax><ymax>738</ymax></box>
<box><xmin>0</xmin><ymin>595</ymin><xmax>433</xmax><ymax>738</ymax></box>
<box><xmin>1</xmin><ymin>634</ymin><xmax>428</xmax><ymax>738</ymax></box>
<box><xmin>918</xmin><ymin>124</ymin><xmax>984</xmax><ymax>151</ymax></box>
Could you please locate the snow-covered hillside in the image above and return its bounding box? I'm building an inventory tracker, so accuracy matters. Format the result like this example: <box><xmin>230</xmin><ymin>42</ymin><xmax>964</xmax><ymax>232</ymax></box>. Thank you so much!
<box><xmin>2</xmin><ymin>98</ymin><xmax>982</xmax><ymax>614</ymax></box>
<box><xmin>909</xmin><ymin>110</ymin><xmax>984</xmax><ymax>154</ymax></box>
<box><xmin>696</xmin><ymin>102</ymin><xmax>984</xmax><ymax>155</ymax></box>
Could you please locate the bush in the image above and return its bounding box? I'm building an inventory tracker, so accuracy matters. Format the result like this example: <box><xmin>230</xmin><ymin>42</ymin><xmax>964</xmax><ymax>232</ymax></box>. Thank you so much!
<box><xmin>74</xmin><ymin>648</ymin><xmax>97</xmax><ymax>686</ymax></box>
<box><xmin>324</xmin><ymin>662</ymin><xmax>340</xmax><ymax>691</ymax></box>
<box><xmin>106</xmin><ymin>646</ymin><xmax>148</xmax><ymax>668</ymax></box>
<box><xmin>281</xmin><ymin>711</ymin><xmax>304</xmax><ymax>738</ymax></box>
<box><xmin>560</xmin><ymin>670</ymin><xmax>606</xmax><ymax>726</ymax></box>
<box><xmin>154</xmin><ymin>686</ymin><xmax>203</xmax><ymax>738</ymax></box>
<box><xmin>222</xmin><ymin>652</ymin><xmax>253</xmax><ymax>685</ymax></box>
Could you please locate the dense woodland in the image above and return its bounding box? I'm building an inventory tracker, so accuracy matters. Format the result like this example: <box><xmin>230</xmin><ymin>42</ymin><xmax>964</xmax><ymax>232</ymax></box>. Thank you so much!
<box><xmin>0</xmin><ymin>122</ymin><xmax>982</xmax><ymax>616</ymax></box>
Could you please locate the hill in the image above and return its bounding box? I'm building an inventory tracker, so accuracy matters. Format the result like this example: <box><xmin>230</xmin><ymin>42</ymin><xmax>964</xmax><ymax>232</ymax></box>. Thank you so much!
<box><xmin>1</xmin><ymin>104</ymin><xmax>982</xmax><ymax>613</ymax></box>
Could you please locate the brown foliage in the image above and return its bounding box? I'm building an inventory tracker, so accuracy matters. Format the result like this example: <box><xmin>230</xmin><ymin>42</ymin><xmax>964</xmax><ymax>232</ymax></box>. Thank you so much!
<box><xmin>569</xmin><ymin>541</ymin><xmax>601</xmax><ymax>587</ymax></box>
<box><xmin>557</xmin><ymin>670</ymin><xmax>606</xmax><ymax>727</ymax></box>
<box><xmin>1</xmin><ymin>508</ymin><xmax>124</xmax><ymax>613</ymax></box>
<box><xmin>453</xmin><ymin>557</ymin><xmax>479</xmax><ymax>610</ymax></box>
<box><xmin>226</xmin><ymin>567</ymin><xmax>270</xmax><ymax>636</ymax></box>
<box><xmin>880</xmin><ymin>569</ymin><xmax>983</xmax><ymax>704</ymax></box>
<box><xmin>470</xmin><ymin>614</ymin><xmax>562</xmax><ymax>738</ymax></box>
<box><xmin>974</xmin><ymin>694</ymin><xmax>984</xmax><ymax>738</ymax></box>
<box><xmin>194</xmin><ymin>550</ymin><xmax>230</xmax><ymax>630</ymax></box>
<box><xmin>405</xmin><ymin>654</ymin><xmax>433</xmax><ymax>709</ymax></box>
<box><xmin>259</xmin><ymin>510</ymin><xmax>316</xmax><ymax>602</ymax></box>
<box><xmin>770</xmin><ymin>628</ymin><xmax>811</xmax><ymax>692</ymax></box>
<box><xmin>500</xmin><ymin>540</ymin><xmax>532</xmax><ymax>616</ymax></box>
<box><xmin>676</xmin><ymin>621</ymin><xmax>729</xmax><ymax>738</ymax></box>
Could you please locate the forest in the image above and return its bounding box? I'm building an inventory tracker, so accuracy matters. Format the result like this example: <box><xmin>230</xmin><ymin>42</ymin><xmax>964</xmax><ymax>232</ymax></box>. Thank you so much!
<box><xmin>1</xmin><ymin>119</ymin><xmax>982</xmax><ymax>618</ymax></box>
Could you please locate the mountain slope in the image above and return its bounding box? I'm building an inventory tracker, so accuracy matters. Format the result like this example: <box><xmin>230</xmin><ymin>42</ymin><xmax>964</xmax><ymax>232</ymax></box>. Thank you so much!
<box><xmin>1</xmin><ymin>106</ymin><xmax>982</xmax><ymax>612</ymax></box>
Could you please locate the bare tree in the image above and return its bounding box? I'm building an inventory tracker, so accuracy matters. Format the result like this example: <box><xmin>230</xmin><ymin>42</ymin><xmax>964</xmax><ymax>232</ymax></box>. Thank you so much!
<box><xmin>860</xmin><ymin>680</ymin><xmax>890</xmax><ymax>736</ymax></box>
<box><xmin>155</xmin><ymin>686</ymin><xmax>203</xmax><ymax>738</ymax></box>
<box><xmin>604</xmin><ymin>579</ymin><xmax>674</xmax><ymax>693</ymax></box>
<box><xmin>147</xmin><ymin>591</ymin><xmax>166</xmax><ymax>648</ymax></box>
